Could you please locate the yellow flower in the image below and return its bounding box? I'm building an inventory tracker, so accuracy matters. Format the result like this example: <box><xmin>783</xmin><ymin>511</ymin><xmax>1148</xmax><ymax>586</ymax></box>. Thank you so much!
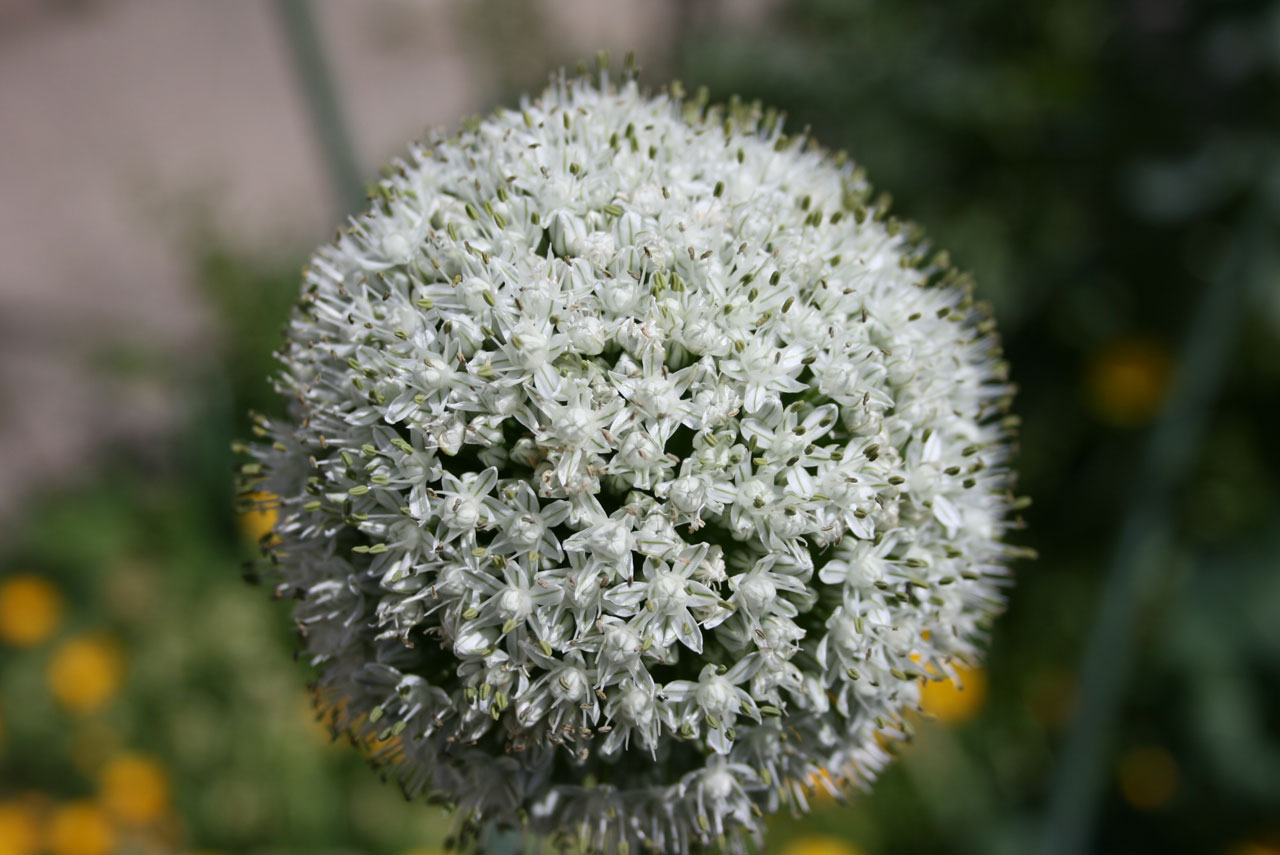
<box><xmin>99</xmin><ymin>753</ymin><xmax>169</xmax><ymax>825</ymax></box>
<box><xmin>801</xmin><ymin>768</ymin><xmax>841</xmax><ymax>805</ymax></box>
<box><xmin>47</xmin><ymin>636</ymin><xmax>125</xmax><ymax>715</ymax></box>
<box><xmin>1086</xmin><ymin>337</ymin><xmax>1172</xmax><ymax>428</ymax></box>
<box><xmin>364</xmin><ymin>729</ymin><xmax>404</xmax><ymax>759</ymax></box>
<box><xmin>919</xmin><ymin>665</ymin><xmax>987</xmax><ymax>725</ymax></box>
<box><xmin>1231</xmin><ymin>841</ymin><xmax>1280</xmax><ymax>855</ymax></box>
<box><xmin>1117</xmin><ymin>745</ymin><xmax>1178</xmax><ymax>812</ymax></box>
<box><xmin>46</xmin><ymin>801</ymin><xmax>114</xmax><ymax>855</ymax></box>
<box><xmin>0</xmin><ymin>799</ymin><xmax>42</xmax><ymax>855</ymax></box>
<box><xmin>301</xmin><ymin>691</ymin><xmax>338</xmax><ymax>747</ymax></box>
<box><xmin>237</xmin><ymin>491</ymin><xmax>279</xmax><ymax>545</ymax></box>
<box><xmin>0</xmin><ymin>574</ymin><xmax>63</xmax><ymax>647</ymax></box>
<box><xmin>778</xmin><ymin>835</ymin><xmax>865</xmax><ymax>855</ymax></box>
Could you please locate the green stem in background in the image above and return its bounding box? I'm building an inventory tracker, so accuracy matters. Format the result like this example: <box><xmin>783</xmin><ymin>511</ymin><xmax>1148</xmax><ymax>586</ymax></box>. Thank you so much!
<box><xmin>272</xmin><ymin>0</ymin><xmax>365</xmax><ymax>216</ymax></box>
<box><xmin>1040</xmin><ymin>206</ymin><xmax>1268</xmax><ymax>855</ymax></box>
<box><xmin>901</xmin><ymin>725</ymin><xmax>993</xmax><ymax>849</ymax></box>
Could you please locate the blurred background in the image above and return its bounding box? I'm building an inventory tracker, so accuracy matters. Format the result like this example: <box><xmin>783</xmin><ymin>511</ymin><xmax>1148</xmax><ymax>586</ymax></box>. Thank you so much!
<box><xmin>1</xmin><ymin>0</ymin><xmax>1278</xmax><ymax>853</ymax></box>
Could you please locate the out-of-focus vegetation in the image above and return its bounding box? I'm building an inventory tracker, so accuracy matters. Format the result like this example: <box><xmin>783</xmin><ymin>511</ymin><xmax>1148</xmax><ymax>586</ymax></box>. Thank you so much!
<box><xmin>0</xmin><ymin>252</ymin><xmax>456</xmax><ymax>855</ymax></box>
<box><xmin>2</xmin><ymin>0</ymin><xmax>1279</xmax><ymax>853</ymax></box>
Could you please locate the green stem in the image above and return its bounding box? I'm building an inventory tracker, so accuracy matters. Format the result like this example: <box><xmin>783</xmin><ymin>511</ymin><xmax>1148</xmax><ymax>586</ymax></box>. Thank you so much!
<box><xmin>272</xmin><ymin>0</ymin><xmax>365</xmax><ymax>216</ymax></box>
<box><xmin>1039</xmin><ymin>207</ymin><xmax>1266</xmax><ymax>855</ymax></box>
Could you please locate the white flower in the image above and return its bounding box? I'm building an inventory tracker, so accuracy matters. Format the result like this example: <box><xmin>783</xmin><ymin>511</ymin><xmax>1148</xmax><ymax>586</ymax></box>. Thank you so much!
<box><xmin>247</xmin><ymin>65</ymin><xmax>1019</xmax><ymax>855</ymax></box>
<box><xmin>600</xmin><ymin>672</ymin><xmax>663</xmax><ymax>756</ymax></box>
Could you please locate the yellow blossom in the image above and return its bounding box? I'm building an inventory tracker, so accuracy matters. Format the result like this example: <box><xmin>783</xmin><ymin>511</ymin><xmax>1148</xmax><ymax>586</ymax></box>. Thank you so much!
<box><xmin>0</xmin><ymin>575</ymin><xmax>63</xmax><ymax>647</ymax></box>
<box><xmin>47</xmin><ymin>636</ymin><xmax>125</xmax><ymax>714</ymax></box>
<box><xmin>919</xmin><ymin>665</ymin><xmax>987</xmax><ymax>725</ymax></box>
<box><xmin>1117</xmin><ymin>745</ymin><xmax>1178</xmax><ymax>811</ymax></box>
<box><xmin>1230</xmin><ymin>841</ymin><xmax>1280</xmax><ymax>855</ymax></box>
<box><xmin>99</xmin><ymin>753</ymin><xmax>169</xmax><ymax>825</ymax></box>
<box><xmin>47</xmin><ymin>801</ymin><xmax>114</xmax><ymax>855</ymax></box>
<box><xmin>0</xmin><ymin>799</ymin><xmax>42</xmax><ymax>855</ymax></box>
<box><xmin>301</xmin><ymin>691</ymin><xmax>338</xmax><ymax>746</ymax></box>
<box><xmin>1086</xmin><ymin>337</ymin><xmax>1172</xmax><ymax>428</ymax></box>
<box><xmin>802</xmin><ymin>768</ymin><xmax>842</xmax><ymax>805</ymax></box>
<box><xmin>778</xmin><ymin>835</ymin><xmax>864</xmax><ymax>855</ymax></box>
<box><xmin>237</xmin><ymin>491</ymin><xmax>279</xmax><ymax>545</ymax></box>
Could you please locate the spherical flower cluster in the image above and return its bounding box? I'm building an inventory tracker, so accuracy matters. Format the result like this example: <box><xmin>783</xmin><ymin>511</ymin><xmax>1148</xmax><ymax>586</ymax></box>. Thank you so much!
<box><xmin>245</xmin><ymin>66</ymin><xmax>1019</xmax><ymax>855</ymax></box>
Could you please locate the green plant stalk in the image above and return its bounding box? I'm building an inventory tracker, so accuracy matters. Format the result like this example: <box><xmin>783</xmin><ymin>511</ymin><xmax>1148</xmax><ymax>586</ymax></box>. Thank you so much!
<box><xmin>273</xmin><ymin>0</ymin><xmax>365</xmax><ymax>216</ymax></box>
<box><xmin>1040</xmin><ymin>208</ymin><xmax>1267</xmax><ymax>855</ymax></box>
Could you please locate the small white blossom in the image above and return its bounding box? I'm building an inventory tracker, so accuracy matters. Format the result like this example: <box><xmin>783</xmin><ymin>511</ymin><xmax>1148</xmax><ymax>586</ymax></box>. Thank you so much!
<box><xmin>248</xmin><ymin>67</ymin><xmax>1019</xmax><ymax>855</ymax></box>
